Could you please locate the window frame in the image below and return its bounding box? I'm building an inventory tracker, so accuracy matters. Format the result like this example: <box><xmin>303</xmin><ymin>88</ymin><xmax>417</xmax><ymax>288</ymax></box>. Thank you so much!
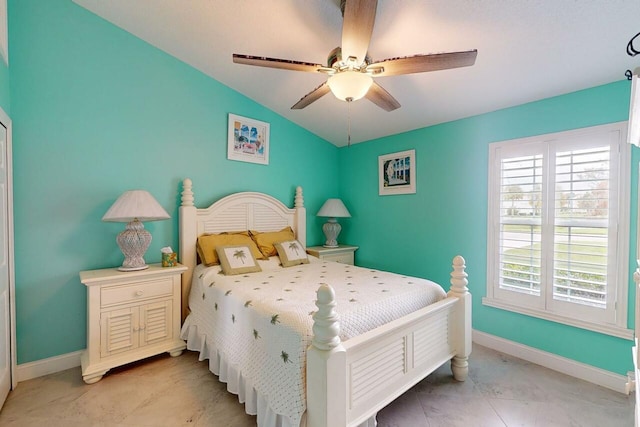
<box><xmin>483</xmin><ymin>122</ymin><xmax>632</xmax><ymax>339</ymax></box>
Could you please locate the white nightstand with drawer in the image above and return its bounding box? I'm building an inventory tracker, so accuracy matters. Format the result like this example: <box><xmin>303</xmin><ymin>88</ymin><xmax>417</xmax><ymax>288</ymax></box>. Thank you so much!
<box><xmin>306</xmin><ymin>245</ymin><xmax>359</xmax><ymax>265</ymax></box>
<box><xmin>79</xmin><ymin>263</ymin><xmax>187</xmax><ymax>384</ymax></box>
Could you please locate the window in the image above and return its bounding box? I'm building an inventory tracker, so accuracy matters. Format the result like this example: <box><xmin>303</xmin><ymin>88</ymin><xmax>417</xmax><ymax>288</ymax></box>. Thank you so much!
<box><xmin>484</xmin><ymin>122</ymin><xmax>631</xmax><ymax>338</ymax></box>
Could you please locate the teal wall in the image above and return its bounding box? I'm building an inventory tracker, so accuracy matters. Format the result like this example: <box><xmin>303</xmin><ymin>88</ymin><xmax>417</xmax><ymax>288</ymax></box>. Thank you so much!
<box><xmin>0</xmin><ymin>0</ymin><xmax>10</xmax><ymax>112</ymax></box>
<box><xmin>0</xmin><ymin>55</ymin><xmax>9</xmax><ymax>113</ymax></box>
<box><xmin>0</xmin><ymin>42</ymin><xmax>10</xmax><ymax>114</ymax></box>
<box><xmin>8</xmin><ymin>0</ymin><xmax>337</xmax><ymax>364</ymax></box>
<box><xmin>338</xmin><ymin>80</ymin><xmax>637</xmax><ymax>375</ymax></box>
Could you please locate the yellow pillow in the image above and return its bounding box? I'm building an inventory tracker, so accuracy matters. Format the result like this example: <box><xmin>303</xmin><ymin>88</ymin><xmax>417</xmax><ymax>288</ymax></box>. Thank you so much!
<box><xmin>197</xmin><ymin>232</ymin><xmax>264</xmax><ymax>266</ymax></box>
<box><xmin>250</xmin><ymin>226</ymin><xmax>295</xmax><ymax>258</ymax></box>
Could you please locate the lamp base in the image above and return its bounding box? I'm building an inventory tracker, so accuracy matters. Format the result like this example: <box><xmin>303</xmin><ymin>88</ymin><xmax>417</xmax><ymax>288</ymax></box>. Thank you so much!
<box><xmin>322</xmin><ymin>218</ymin><xmax>342</xmax><ymax>248</ymax></box>
<box><xmin>116</xmin><ymin>219</ymin><xmax>152</xmax><ymax>271</ymax></box>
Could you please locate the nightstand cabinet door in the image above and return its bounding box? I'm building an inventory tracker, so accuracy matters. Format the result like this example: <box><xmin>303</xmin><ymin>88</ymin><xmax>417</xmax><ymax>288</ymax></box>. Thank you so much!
<box><xmin>101</xmin><ymin>307</ymin><xmax>138</xmax><ymax>357</ymax></box>
<box><xmin>139</xmin><ymin>300</ymin><xmax>172</xmax><ymax>346</ymax></box>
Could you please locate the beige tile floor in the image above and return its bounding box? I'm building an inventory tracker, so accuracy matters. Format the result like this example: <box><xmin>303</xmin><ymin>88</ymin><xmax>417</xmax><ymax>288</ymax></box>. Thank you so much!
<box><xmin>0</xmin><ymin>344</ymin><xmax>634</xmax><ymax>426</ymax></box>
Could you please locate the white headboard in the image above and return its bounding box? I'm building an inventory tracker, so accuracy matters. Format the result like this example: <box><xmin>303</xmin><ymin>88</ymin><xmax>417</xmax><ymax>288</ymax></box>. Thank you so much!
<box><xmin>178</xmin><ymin>178</ymin><xmax>306</xmax><ymax>319</ymax></box>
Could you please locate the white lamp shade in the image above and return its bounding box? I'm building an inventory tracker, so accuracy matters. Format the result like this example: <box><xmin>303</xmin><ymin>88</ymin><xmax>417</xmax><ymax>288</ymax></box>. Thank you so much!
<box><xmin>317</xmin><ymin>198</ymin><xmax>351</xmax><ymax>218</ymax></box>
<box><xmin>102</xmin><ymin>190</ymin><xmax>170</xmax><ymax>222</ymax></box>
<box><xmin>327</xmin><ymin>71</ymin><xmax>373</xmax><ymax>102</ymax></box>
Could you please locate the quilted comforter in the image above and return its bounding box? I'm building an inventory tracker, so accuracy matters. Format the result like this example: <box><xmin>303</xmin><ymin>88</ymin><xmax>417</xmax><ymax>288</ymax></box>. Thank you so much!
<box><xmin>181</xmin><ymin>256</ymin><xmax>446</xmax><ymax>427</ymax></box>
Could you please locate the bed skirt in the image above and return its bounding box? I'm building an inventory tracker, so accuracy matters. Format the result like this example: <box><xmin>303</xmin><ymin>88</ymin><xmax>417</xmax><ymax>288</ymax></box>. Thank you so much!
<box><xmin>180</xmin><ymin>317</ymin><xmax>376</xmax><ymax>427</ymax></box>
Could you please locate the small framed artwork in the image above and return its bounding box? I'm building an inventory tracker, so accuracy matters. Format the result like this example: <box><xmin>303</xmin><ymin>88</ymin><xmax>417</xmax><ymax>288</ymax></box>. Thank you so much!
<box><xmin>227</xmin><ymin>113</ymin><xmax>270</xmax><ymax>165</ymax></box>
<box><xmin>379</xmin><ymin>149</ymin><xmax>416</xmax><ymax>195</ymax></box>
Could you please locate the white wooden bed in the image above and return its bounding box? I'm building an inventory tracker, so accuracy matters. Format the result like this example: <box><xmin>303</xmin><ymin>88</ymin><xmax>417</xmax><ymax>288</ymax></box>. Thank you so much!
<box><xmin>178</xmin><ymin>178</ymin><xmax>471</xmax><ymax>427</ymax></box>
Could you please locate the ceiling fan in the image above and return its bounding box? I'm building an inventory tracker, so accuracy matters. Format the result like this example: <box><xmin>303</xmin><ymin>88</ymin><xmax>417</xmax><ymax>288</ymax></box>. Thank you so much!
<box><xmin>232</xmin><ymin>0</ymin><xmax>478</xmax><ymax>112</ymax></box>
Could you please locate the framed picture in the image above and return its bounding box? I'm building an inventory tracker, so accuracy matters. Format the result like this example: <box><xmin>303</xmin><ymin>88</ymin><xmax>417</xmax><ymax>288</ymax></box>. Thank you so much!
<box><xmin>379</xmin><ymin>149</ymin><xmax>416</xmax><ymax>195</ymax></box>
<box><xmin>227</xmin><ymin>114</ymin><xmax>270</xmax><ymax>165</ymax></box>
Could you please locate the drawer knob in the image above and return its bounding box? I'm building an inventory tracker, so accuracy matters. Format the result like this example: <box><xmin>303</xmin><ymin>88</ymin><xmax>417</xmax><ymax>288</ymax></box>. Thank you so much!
<box><xmin>135</xmin><ymin>290</ymin><xmax>143</xmax><ymax>297</ymax></box>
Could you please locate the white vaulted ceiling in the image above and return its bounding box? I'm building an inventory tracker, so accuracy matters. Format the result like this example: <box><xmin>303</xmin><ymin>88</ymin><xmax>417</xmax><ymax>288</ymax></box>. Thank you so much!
<box><xmin>73</xmin><ymin>0</ymin><xmax>640</xmax><ymax>146</ymax></box>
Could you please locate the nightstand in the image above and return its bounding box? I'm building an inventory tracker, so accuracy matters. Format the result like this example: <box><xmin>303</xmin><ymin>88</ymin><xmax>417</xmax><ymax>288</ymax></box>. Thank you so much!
<box><xmin>306</xmin><ymin>244</ymin><xmax>359</xmax><ymax>265</ymax></box>
<box><xmin>79</xmin><ymin>263</ymin><xmax>188</xmax><ymax>384</ymax></box>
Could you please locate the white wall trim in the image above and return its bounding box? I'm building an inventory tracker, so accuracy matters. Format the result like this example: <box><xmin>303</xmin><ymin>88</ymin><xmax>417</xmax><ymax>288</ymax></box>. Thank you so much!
<box><xmin>0</xmin><ymin>106</ymin><xmax>14</xmax><ymax>391</ymax></box>
<box><xmin>16</xmin><ymin>351</ymin><xmax>81</xmax><ymax>384</ymax></box>
<box><xmin>473</xmin><ymin>329</ymin><xmax>629</xmax><ymax>394</ymax></box>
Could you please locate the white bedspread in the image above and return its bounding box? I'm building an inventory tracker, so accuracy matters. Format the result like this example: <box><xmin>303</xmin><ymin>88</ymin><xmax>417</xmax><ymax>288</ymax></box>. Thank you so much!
<box><xmin>181</xmin><ymin>256</ymin><xmax>446</xmax><ymax>427</ymax></box>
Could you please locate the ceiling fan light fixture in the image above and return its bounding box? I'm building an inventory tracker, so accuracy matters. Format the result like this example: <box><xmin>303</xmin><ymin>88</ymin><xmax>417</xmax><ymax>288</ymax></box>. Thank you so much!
<box><xmin>327</xmin><ymin>71</ymin><xmax>373</xmax><ymax>102</ymax></box>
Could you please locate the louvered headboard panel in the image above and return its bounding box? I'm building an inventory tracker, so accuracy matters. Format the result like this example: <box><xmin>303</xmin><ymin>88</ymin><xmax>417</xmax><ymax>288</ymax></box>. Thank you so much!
<box><xmin>197</xmin><ymin>197</ymin><xmax>294</xmax><ymax>235</ymax></box>
<box><xmin>178</xmin><ymin>179</ymin><xmax>306</xmax><ymax>319</ymax></box>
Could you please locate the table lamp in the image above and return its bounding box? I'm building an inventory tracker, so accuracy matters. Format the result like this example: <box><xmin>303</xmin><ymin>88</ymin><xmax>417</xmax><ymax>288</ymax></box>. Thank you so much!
<box><xmin>316</xmin><ymin>198</ymin><xmax>351</xmax><ymax>248</ymax></box>
<box><xmin>102</xmin><ymin>190</ymin><xmax>170</xmax><ymax>271</ymax></box>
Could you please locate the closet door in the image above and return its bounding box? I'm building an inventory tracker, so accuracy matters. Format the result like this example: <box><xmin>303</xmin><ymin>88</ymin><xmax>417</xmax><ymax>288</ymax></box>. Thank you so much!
<box><xmin>0</xmin><ymin>112</ymin><xmax>13</xmax><ymax>409</ymax></box>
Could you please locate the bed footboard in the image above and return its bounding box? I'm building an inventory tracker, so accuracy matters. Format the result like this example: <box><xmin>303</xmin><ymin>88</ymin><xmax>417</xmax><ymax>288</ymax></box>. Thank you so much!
<box><xmin>306</xmin><ymin>256</ymin><xmax>471</xmax><ymax>427</ymax></box>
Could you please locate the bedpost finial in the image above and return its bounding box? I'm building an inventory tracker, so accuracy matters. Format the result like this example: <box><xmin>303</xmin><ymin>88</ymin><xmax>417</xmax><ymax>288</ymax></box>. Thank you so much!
<box><xmin>449</xmin><ymin>255</ymin><xmax>468</xmax><ymax>296</ymax></box>
<box><xmin>317</xmin><ymin>283</ymin><xmax>335</xmax><ymax>303</ymax></box>
<box><xmin>311</xmin><ymin>284</ymin><xmax>341</xmax><ymax>350</ymax></box>
<box><xmin>295</xmin><ymin>186</ymin><xmax>304</xmax><ymax>208</ymax></box>
<box><xmin>181</xmin><ymin>178</ymin><xmax>194</xmax><ymax>207</ymax></box>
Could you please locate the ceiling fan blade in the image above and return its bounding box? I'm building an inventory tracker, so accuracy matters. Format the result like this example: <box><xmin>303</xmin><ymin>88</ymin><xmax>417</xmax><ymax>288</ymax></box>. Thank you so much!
<box><xmin>341</xmin><ymin>0</ymin><xmax>377</xmax><ymax>65</ymax></box>
<box><xmin>291</xmin><ymin>82</ymin><xmax>332</xmax><ymax>109</ymax></box>
<box><xmin>367</xmin><ymin>50</ymin><xmax>478</xmax><ymax>77</ymax></box>
<box><xmin>365</xmin><ymin>81</ymin><xmax>400</xmax><ymax>111</ymax></box>
<box><xmin>233</xmin><ymin>54</ymin><xmax>328</xmax><ymax>73</ymax></box>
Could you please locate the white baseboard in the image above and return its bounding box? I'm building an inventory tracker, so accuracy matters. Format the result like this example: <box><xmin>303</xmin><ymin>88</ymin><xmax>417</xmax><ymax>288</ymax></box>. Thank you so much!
<box><xmin>16</xmin><ymin>350</ymin><xmax>82</xmax><ymax>384</ymax></box>
<box><xmin>473</xmin><ymin>329</ymin><xmax>628</xmax><ymax>394</ymax></box>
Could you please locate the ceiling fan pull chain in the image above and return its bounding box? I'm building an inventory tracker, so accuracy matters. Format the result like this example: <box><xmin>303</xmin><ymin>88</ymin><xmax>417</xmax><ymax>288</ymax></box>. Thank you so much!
<box><xmin>347</xmin><ymin>97</ymin><xmax>353</xmax><ymax>147</ymax></box>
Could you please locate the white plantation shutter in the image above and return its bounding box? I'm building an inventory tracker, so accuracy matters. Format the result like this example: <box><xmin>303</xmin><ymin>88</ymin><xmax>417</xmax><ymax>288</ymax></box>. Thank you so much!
<box><xmin>490</xmin><ymin>142</ymin><xmax>546</xmax><ymax>311</ymax></box>
<box><xmin>486</xmin><ymin>122</ymin><xmax>630</xmax><ymax>336</ymax></box>
<box><xmin>498</xmin><ymin>154</ymin><xmax>543</xmax><ymax>297</ymax></box>
<box><xmin>552</xmin><ymin>146</ymin><xmax>611</xmax><ymax>309</ymax></box>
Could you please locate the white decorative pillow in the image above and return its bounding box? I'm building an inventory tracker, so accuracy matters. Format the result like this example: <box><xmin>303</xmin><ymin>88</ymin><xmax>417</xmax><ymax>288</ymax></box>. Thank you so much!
<box><xmin>216</xmin><ymin>245</ymin><xmax>262</xmax><ymax>275</ymax></box>
<box><xmin>274</xmin><ymin>240</ymin><xmax>309</xmax><ymax>267</ymax></box>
